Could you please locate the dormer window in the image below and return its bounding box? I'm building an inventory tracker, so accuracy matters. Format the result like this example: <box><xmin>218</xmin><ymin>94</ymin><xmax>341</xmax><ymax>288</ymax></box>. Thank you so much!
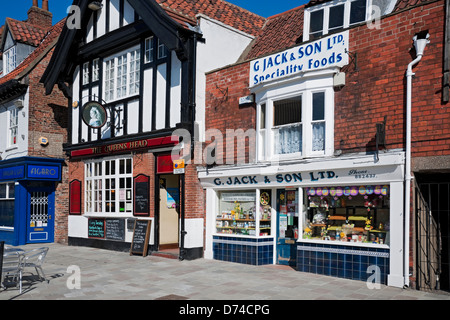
<box><xmin>305</xmin><ymin>0</ymin><xmax>368</xmax><ymax>41</ymax></box>
<box><xmin>3</xmin><ymin>46</ymin><xmax>17</xmax><ymax>75</ymax></box>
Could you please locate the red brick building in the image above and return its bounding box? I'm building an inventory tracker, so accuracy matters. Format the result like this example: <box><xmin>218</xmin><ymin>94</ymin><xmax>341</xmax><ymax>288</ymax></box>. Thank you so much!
<box><xmin>0</xmin><ymin>1</ymin><xmax>68</xmax><ymax>246</ymax></box>
<box><xmin>199</xmin><ymin>0</ymin><xmax>450</xmax><ymax>291</ymax></box>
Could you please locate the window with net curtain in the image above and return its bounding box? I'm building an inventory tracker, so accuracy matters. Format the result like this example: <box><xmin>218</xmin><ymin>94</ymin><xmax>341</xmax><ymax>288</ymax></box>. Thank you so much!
<box><xmin>272</xmin><ymin>92</ymin><xmax>325</xmax><ymax>155</ymax></box>
<box><xmin>273</xmin><ymin>96</ymin><xmax>303</xmax><ymax>155</ymax></box>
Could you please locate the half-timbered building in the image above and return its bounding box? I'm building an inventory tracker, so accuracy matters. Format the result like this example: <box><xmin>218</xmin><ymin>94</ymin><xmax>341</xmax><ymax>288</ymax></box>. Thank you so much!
<box><xmin>41</xmin><ymin>0</ymin><xmax>263</xmax><ymax>259</ymax></box>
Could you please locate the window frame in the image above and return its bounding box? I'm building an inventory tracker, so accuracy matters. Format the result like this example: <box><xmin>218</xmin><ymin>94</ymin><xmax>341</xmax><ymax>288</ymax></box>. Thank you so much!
<box><xmin>3</xmin><ymin>46</ymin><xmax>17</xmax><ymax>75</ymax></box>
<box><xmin>256</xmin><ymin>80</ymin><xmax>334</xmax><ymax>162</ymax></box>
<box><xmin>102</xmin><ymin>45</ymin><xmax>141</xmax><ymax>103</ymax></box>
<box><xmin>84</xmin><ymin>156</ymin><xmax>134</xmax><ymax>216</ymax></box>
<box><xmin>0</xmin><ymin>182</ymin><xmax>15</xmax><ymax>229</ymax></box>
<box><xmin>7</xmin><ymin>105</ymin><xmax>19</xmax><ymax>148</ymax></box>
<box><xmin>304</xmin><ymin>0</ymin><xmax>370</xmax><ymax>41</ymax></box>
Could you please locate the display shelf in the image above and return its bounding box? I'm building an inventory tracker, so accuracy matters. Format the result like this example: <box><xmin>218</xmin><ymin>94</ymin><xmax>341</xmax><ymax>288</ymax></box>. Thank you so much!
<box><xmin>305</xmin><ymin>189</ymin><xmax>390</xmax><ymax>245</ymax></box>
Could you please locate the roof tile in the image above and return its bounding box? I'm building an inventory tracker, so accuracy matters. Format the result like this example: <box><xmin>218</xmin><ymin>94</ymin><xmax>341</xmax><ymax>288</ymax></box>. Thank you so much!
<box><xmin>5</xmin><ymin>17</ymin><xmax>47</xmax><ymax>47</ymax></box>
<box><xmin>156</xmin><ymin>0</ymin><xmax>266</xmax><ymax>36</ymax></box>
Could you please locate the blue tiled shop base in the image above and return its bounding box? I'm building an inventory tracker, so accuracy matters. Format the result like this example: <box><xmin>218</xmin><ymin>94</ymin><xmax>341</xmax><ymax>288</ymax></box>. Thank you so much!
<box><xmin>297</xmin><ymin>242</ymin><xmax>390</xmax><ymax>285</ymax></box>
<box><xmin>213</xmin><ymin>236</ymin><xmax>274</xmax><ymax>265</ymax></box>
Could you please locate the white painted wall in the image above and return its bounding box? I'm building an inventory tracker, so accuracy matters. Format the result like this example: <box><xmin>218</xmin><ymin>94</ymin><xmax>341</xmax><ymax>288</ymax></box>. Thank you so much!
<box><xmin>195</xmin><ymin>15</ymin><xmax>256</xmax><ymax>141</ymax></box>
<box><xmin>0</xmin><ymin>90</ymin><xmax>29</xmax><ymax>160</ymax></box>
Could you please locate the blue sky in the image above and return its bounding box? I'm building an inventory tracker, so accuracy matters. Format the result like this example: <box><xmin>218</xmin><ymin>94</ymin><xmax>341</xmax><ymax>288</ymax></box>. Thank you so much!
<box><xmin>0</xmin><ymin>0</ymin><xmax>309</xmax><ymax>25</ymax></box>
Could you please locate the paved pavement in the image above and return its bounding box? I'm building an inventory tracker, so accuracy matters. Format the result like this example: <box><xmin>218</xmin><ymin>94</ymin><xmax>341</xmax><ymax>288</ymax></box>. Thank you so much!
<box><xmin>1</xmin><ymin>243</ymin><xmax>450</xmax><ymax>302</ymax></box>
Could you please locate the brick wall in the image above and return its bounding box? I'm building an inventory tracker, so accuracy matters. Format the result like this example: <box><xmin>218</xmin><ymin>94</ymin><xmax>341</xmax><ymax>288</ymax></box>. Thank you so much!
<box><xmin>28</xmin><ymin>46</ymin><xmax>69</xmax><ymax>244</ymax></box>
<box><xmin>336</xmin><ymin>1</ymin><xmax>448</xmax><ymax>157</ymax></box>
<box><xmin>205</xmin><ymin>61</ymin><xmax>255</xmax><ymax>165</ymax></box>
<box><xmin>205</xmin><ymin>0</ymin><xmax>448</xmax><ymax>164</ymax></box>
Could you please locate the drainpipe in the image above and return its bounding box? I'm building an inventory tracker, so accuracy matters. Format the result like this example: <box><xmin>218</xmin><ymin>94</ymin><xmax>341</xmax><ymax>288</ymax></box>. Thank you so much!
<box><xmin>404</xmin><ymin>33</ymin><xmax>429</xmax><ymax>288</ymax></box>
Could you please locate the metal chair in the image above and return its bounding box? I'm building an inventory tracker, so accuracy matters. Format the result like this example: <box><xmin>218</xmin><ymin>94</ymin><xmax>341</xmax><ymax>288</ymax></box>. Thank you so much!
<box><xmin>1</xmin><ymin>251</ymin><xmax>24</xmax><ymax>293</ymax></box>
<box><xmin>22</xmin><ymin>247</ymin><xmax>49</xmax><ymax>283</ymax></box>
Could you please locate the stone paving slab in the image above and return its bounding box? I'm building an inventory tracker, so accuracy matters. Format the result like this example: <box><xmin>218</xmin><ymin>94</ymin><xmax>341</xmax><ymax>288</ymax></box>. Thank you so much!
<box><xmin>1</xmin><ymin>243</ymin><xmax>450</xmax><ymax>301</ymax></box>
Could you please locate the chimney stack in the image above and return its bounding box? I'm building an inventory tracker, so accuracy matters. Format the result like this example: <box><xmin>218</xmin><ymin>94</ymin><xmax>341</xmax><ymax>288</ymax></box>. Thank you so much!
<box><xmin>27</xmin><ymin>0</ymin><xmax>52</xmax><ymax>30</ymax></box>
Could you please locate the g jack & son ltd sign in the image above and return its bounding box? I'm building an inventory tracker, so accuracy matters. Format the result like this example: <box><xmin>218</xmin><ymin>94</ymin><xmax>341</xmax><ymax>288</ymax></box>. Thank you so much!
<box><xmin>250</xmin><ymin>31</ymin><xmax>349</xmax><ymax>86</ymax></box>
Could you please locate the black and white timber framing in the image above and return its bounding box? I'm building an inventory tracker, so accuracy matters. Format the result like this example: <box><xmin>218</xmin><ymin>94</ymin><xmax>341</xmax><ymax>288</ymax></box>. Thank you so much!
<box><xmin>41</xmin><ymin>0</ymin><xmax>199</xmax><ymax>155</ymax></box>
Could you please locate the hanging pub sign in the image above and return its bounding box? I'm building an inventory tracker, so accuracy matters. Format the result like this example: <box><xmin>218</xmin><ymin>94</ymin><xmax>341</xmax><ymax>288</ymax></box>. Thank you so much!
<box><xmin>82</xmin><ymin>101</ymin><xmax>107</xmax><ymax>129</ymax></box>
<box><xmin>250</xmin><ymin>31</ymin><xmax>349</xmax><ymax>86</ymax></box>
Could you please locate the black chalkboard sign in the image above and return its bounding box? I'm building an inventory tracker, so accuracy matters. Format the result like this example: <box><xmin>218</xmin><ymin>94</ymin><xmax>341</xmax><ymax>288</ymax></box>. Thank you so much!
<box><xmin>134</xmin><ymin>175</ymin><xmax>150</xmax><ymax>216</ymax></box>
<box><xmin>130</xmin><ymin>220</ymin><xmax>151</xmax><ymax>256</ymax></box>
<box><xmin>88</xmin><ymin>219</ymin><xmax>105</xmax><ymax>239</ymax></box>
<box><xmin>105</xmin><ymin>219</ymin><xmax>125</xmax><ymax>241</ymax></box>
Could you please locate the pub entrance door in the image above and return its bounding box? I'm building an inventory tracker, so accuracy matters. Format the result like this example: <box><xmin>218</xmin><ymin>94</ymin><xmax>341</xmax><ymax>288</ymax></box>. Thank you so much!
<box><xmin>158</xmin><ymin>175</ymin><xmax>180</xmax><ymax>250</ymax></box>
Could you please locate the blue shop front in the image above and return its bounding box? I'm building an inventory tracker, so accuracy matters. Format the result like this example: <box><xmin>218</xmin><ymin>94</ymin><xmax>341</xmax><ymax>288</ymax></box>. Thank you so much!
<box><xmin>0</xmin><ymin>157</ymin><xmax>64</xmax><ymax>246</ymax></box>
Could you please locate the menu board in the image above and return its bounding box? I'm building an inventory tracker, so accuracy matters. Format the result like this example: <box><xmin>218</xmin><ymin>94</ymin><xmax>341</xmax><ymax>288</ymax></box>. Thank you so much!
<box><xmin>105</xmin><ymin>219</ymin><xmax>125</xmax><ymax>241</ymax></box>
<box><xmin>130</xmin><ymin>220</ymin><xmax>151</xmax><ymax>256</ymax></box>
<box><xmin>88</xmin><ymin>219</ymin><xmax>105</xmax><ymax>239</ymax></box>
<box><xmin>134</xmin><ymin>175</ymin><xmax>150</xmax><ymax>216</ymax></box>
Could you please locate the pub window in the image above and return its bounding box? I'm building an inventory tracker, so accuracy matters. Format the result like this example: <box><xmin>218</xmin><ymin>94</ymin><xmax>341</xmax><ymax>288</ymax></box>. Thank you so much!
<box><xmin>144</xmin><ymin>36</ymin><xmax>154</xmax><ymax>63</ymax></box>
<box><xmin>92</xmin><ymin>59</ymin><xmax>100</xmax><ymax>82</ymax></box>
<box><xmin>0</xmin><ymin>183</ymin><xmax>15</xmax><ymax>228</ymax></box>
<box><xmin>83</xmin><ymin>62</ymin><xmax>90</xmax><ymax>85</ymax></box>
<box><xmin>103</xmin><ymin>46</ymin><xmax>141</xmax><ymax>102</ymax></box>
<box><xmin>157</xmin><ymin>39</ymin><xmax>167</xmax><ymax>59</ymax></box>
<box><xmin>85</xmin><ymin>157</ymin><xmax>133</xmax><ymax>214</ymax></box>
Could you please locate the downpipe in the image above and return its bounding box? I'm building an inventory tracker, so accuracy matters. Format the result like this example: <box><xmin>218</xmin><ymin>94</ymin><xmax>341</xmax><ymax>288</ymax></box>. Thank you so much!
<box><xmin>404</xmin><ymin>33</ymin><xmax>429</xmax><ymax>288</ymax></box>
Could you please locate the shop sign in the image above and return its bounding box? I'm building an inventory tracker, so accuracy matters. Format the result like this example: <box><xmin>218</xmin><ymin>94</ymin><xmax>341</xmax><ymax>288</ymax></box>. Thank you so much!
<box><xmin>71</xmin><ymin>136</ymin><xmax>178</xmax><ymax>158</ymax></box>
<box><xmin>0</xmin><ymin>166</ymin><xmax>25</xmax><ymax>181</ymax></box>
<box><xmin>28</xmin><ymin>165</ymin><xmax>59</xmax><ymax>179</ymax></box>
<box><xmin>173</xmin><ymin>159</ymin><xmax>185</xmax><ymax>174</ymax></box>
<box><xmin>250</xmin><ymin>31</ymin><xmax>349</xmax><ymax>86</ymax></box>
<box><xmin>157</xmin><ymin>154</ymin><xmax>179</xmax><ymax>174</ymax></box>
<box><xmin>202</xmin><ymin>165</ymin><xmax>403</xmax><ymax>188</ymax></box>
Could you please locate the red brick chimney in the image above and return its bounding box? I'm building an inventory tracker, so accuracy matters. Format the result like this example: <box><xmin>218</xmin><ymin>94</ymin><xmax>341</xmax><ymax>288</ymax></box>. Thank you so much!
<box><xmin>27</xmin><ymin>0</ymin><xmax>53</xmax><ymax>30</ymax></box>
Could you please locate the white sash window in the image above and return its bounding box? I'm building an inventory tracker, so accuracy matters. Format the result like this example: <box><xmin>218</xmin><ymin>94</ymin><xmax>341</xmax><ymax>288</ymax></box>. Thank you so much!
<box><xmin>103</xmin><ymin>45</ymin><xmax>141</xmax><ymax>102</ymax></box>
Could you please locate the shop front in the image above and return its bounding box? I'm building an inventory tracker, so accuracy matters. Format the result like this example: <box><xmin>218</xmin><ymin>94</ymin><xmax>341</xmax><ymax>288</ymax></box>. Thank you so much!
<box><xmin>200</xmin><ymin>152</ymin><xmax>406</xmax><ymax>287</ymax></box>
<box><xmin>66</xmin><ymin>136</ymin><xmax>195</xmax><ymax>257</ymax></box>
<box><xmin>0</xmin><ymin>157</ymin><xmax>64</xmax><ymax>246</ymax></box>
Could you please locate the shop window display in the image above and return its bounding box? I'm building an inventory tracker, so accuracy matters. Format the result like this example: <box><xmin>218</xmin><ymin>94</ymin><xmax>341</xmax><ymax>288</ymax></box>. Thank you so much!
<box><xmin>216</xmin><ymin>190</ymin><xmax>272</xmax><ymax>236</ymax></box>
<box><xmin>304</xmin><ymin>185</ymin><xmax>389</xmax><ymax>245</ymax></box>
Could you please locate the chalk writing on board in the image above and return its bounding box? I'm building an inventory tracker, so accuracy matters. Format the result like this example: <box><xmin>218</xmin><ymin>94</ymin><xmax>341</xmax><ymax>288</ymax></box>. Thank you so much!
<box><xmin>130</xmin><ymin>220</ymin><xmax>151</xmax><ymax>256</ymax></box>
<box><xmin>105</xmin><ymin>219</ymin><xmax>125</xmax><ymax>241</ymax></box>
<box><xmin>88</xmin><ymin>219</ymin><xmax>105</xmax><ymax>239</ymax></box>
